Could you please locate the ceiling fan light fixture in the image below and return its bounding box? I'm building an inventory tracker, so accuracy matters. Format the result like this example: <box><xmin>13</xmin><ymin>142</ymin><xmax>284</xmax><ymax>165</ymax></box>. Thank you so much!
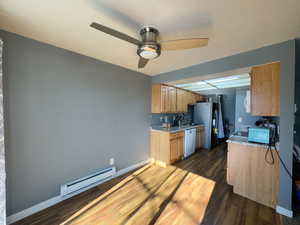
<box><xmin>90</xmin><ymin>22</ymin><xmax>209</xmax><ymax>68</ymax></box>
<box><xmin>137</xmin><ymin>44</ymin><xmax>161</xmax><ymax>59</ymax></box>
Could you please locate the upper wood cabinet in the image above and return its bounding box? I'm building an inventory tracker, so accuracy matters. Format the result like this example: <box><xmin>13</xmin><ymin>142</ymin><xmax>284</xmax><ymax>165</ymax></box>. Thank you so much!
<box><xmin>152</xmin><ymin>84</ymin><xmax>177</xmax><ymax>113</ymax></box>
<box><xmin>176</xmin><ymin>89</ymin><xmax>188</xmax><ymax>112</ymax></box>
<box><xmin>176</xmin><ymin>89</ymin><xmax>187</xmax><ymax>112</ymax></box>
<box><xmin>185</xmin><ymin>92</ymin><xmax>196</xmax><ymax>105</ymax></box>
<box><xmin>196</xmin><ymin>95</ymin><xmax>205</xmax><ymax>102</ymax></box>
<box><xmin>250</xmin><ymin>62</ymin><xmax>280</xmax><ymax>116</ymax></box>
<box><xmin>168</xmin><ymin>86</ymin><xmax>177</xmax><ymax>113</ymax></box>
<box><xmin>152</xmin><ymin>84</ymin><xmax>203</xmax><ymax>113</ymax></box>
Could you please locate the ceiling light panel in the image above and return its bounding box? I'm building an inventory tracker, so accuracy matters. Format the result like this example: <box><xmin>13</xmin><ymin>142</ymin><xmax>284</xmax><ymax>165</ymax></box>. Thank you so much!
<box><xmin>174</xmin><ymin>74</ymin><xmax>250</xmax><ymax>92</ymax></box>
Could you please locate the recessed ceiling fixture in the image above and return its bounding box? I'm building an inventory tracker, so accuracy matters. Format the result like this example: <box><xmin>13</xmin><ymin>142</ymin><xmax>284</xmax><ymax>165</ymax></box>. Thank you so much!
<box><xmin>90</xmin><ymin>23</ymin><xmax>209</xmax><ymax>68</ymax></box>
<box><xmin>176</xmin><ymin>74</ymin><xmax>250</xmax><ymax>91</ymax></box>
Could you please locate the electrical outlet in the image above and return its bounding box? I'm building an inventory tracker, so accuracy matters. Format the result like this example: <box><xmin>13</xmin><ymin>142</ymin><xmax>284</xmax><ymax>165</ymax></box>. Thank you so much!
<box><xmin>109</xmin><ymin>158</ymin><xmax>114</xmax><ymax>166</ymax></box>
<box><xmin>238</xmin><ymin>117</ymin><xmax>243</xmax><ymax>123</ymax></box>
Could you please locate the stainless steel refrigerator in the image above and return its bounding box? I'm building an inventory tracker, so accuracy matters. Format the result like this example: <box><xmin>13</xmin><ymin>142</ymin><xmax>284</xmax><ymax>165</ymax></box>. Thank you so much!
<box><xmin>193</xmin><ymin>102</ymin><xmax>213</xmax><ymax>150</ymax></box>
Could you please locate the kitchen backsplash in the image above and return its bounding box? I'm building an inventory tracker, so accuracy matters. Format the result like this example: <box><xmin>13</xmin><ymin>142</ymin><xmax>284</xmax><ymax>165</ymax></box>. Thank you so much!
<box><xmin>235</xmin><ymin>87</ymin><xmax>280</xmax><ymax>132</ymax></box>
<box><xmin>151</xmin><ymin>112</ymin><xmax>192</xmax><ymax>126</ymax></box>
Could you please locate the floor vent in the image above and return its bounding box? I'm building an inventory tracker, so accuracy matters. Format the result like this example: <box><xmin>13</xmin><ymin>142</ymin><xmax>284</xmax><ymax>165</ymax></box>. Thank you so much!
<box><xmin>60</xmin><ymin>166</ymin><xmax>116</xmax><ymax>196</ymax></box>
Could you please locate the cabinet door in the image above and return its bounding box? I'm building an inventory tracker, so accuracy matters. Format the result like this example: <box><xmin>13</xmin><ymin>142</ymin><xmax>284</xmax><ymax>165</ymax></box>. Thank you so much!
<box><xmin>195</xmin><ymin>94</ymin><xmax>204</xmax><ymax>102</ymax></box>
<box><xmin>160</xmin><ymin>85</ymin><xmax>168</xmax><ymax>113</ymax></box>
<box><xmin>188</xmin><ymin>92</ymin><xmax>195</xmax><ymax>105</ymax></box>
<box><xmin>177</xmin><ymin>136</ymin><xmax>184</xmax><ymax>159</ymax></box>
<box><xmin>250</xmin><ymin>62</ymin><xmax>280</xmax><ymax>116</ymax></box>
<box><xmin>161</xmin><ymin>85</ymin><xmax>177</xmax><ymax>113</ymax></box>
<box><xmin>193</xmin><ymin>93</ymin><xmax>199</xmax><ymax>103</ymax></box>
<box><xmin>176</xmin><ymin>89</ymin><xmax>188</xmax><ymax>112</ymax></box>
<box><xmin>170</xmin><ymin>138</ymin><xmax>178</xmax><ymax>164</ymax></box>
<box><xmin>176</xmin><ymin>89</ymin><xmax>183</xmax><ymax>112</ymax></box>
<box><xmin>168</xmin><ymin>86</ymin><xmax>177</xmax><ymax>113</ymax></box>
<box><xmin>170</xmin><ymin>132</ymin><xmax>184</xmax><ymax>164</ymax></box>
<box><xmin>151</xmin><ymin>84</ymin><xmax>163</xmax><ymax>113</ymax></box>
<box><xmin>182</xmin><ymin>91</ymin><xmax>189</xmax><ymax>109</ymax></box>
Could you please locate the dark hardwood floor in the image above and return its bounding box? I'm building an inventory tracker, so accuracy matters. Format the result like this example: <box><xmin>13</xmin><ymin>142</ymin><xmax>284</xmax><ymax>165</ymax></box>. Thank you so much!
<box><xmin>12</xmin><ymin>143</ymin><xmax>282</xmax><ymax>225</ymax></box>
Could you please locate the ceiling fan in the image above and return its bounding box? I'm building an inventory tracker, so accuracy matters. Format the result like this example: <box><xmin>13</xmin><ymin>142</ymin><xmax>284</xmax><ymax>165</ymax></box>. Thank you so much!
<box><xmin>90</xmin><ymin>22</ymin><xmax>209</xmax><ymax>69</ymax></box>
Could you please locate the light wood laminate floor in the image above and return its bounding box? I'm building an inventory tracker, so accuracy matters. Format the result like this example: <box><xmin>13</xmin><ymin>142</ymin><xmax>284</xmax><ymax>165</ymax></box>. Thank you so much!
<box><xmin>12</xmin><ymin>144</ymin><xmax>283</xmax><ymax>225</ymax></box>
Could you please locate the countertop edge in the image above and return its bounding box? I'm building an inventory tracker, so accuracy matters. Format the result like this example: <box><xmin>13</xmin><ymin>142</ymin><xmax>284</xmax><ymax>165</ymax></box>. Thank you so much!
<box><xmin>151</xmin><ymin>124</ymin><xmax>204</xmax><ymax>133</ymax></box>
<box><xmin>227</xmin><ymin>139</ymin><xmax>279</xmax><ymax>150</ymax></box>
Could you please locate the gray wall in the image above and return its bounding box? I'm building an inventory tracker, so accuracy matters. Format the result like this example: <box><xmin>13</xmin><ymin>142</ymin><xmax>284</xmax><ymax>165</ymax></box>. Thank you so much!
<box><xmin>153</xmin><ymin>40</ymin><xmax>295</xmax><ymax>211</ymax></box>
<box><xmin>198</xmin><ymin>88</ymin><xmax>236</xmax><ymax>134</ymax></box>
<box><xmin>0</xmin><ymin>39</ymin><xmax>6</xmax><ymax>225</ymax></box>
<box><xmin>235</xmin><ymin>87</ymin><xmax>262</xmax><ymax>132</ymax></box>
<box><xmin>295</xmin><ymin>39</ymin><xmax>300</xmax><ymax>146</ymax></box>
<box><xmin>0</xmin><ymin>30</ymin><xmax>151</xmax><ymax>215</ymax></box>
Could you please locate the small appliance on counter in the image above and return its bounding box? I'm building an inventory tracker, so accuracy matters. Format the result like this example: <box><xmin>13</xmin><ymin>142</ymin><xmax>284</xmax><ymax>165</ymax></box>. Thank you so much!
<box><xmin>248</xmin><ymin>118</ymin><xmax>279</xmax><ymax>145</ymax></box>
<box><xmin>248</xmin><ymin>127</ymin><xmax>270</xmax><ymax>144</ymax></box>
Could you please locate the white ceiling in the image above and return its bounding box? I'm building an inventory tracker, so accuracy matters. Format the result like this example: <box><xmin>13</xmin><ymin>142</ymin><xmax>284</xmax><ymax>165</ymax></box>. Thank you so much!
<box><xmin>0</xmin><ymin>0</ymin><xmax>300</xmax><ymax>76</ymax></box>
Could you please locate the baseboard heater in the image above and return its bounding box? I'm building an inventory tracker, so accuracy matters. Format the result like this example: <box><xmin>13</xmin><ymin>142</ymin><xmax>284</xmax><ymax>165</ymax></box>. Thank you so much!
<box><xmin>60</xmin><ymin>166</ymin><xmax>116</xmax><ymax>196</ymax></box>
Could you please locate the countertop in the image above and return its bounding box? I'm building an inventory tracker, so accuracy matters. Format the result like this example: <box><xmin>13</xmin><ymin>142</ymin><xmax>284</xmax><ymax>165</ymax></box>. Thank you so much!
<box><xmin>151</xmin><ymin>124</ymin><xmax>204</xmax><ymax>133</ymax></box>
<box><xmin>227</xmin><ymin>135</ymin><xmax>279</xmax><ymax>150</ymax></box>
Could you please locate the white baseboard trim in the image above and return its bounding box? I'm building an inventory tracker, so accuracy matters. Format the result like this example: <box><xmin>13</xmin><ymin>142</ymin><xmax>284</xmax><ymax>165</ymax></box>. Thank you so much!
<box><xmin>276</xmin><ymin>205</ymin><xmax>293</xmax><ymax>218</ymax></box>
<box><xmin>7</xmin><ymin>159</ymin><xmax>150</xmax><ymax>224</ymax></box>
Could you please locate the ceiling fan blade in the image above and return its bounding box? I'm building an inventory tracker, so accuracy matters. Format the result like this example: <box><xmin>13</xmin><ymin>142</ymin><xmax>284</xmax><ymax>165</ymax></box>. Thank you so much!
<box><xmin>138</xmin><ymin>57</ymin><xmax>149</xmax><ymax>68</ymax></box>
<box><xmin>160</xmin><ymin>38</ymin><xmax>208</xmax><ymax>51</ymax></box>
<box><xmin>90</xmin><ymin>22</ymin><xmax>142</xmax><ymax>46</ymax></box>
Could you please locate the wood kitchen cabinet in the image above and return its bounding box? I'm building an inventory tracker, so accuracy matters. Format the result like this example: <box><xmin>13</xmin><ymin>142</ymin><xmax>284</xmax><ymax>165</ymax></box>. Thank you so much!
<box><xmin>176</xmin><ymin>88</ymin><xmax>188</xmax><ymax>112</ymax></box>
<box><xmin>250</xmin><ymin>62</ymin><xmax>280</xmax><ymax>116</ymax></box>
<box><xmin>196</xmin><ymin>126</ymin><xmax>204</xmax><ymax>150</ymax></box>
<box><xmin>195</xmin><ymin>94</ymin><xmax>205</xmax><ymax>102</ymax></box>
<box><xmin>151</xmin><ymin>130</ymin><xmax>184</xmax><ymax>167</ymax></box>
<box><xmin>227</xmin><ymin>142</ymin><xmax>279</xmax><ymax>208</ymax></box>
<box><xmin>152</xmin><ymin>84</ymin><xmax>177</xmax><ymax>113</ymax></box>
<box><xmin>170</xmin><ymin>132</ymin><xmax>184</xmax><ymax>164</ymax></box>
<box><xmin>152</xmin><ymin>84</ymin><xmax>203</xmax><ymax>113</ymax></box>
<box><xmin>187</xmin><ymin>92</ymin><xmax>196</xmax><ymax>105</ymax></box>
<box><xmin>167</xmin><ymin>86</ymin><xmax>177</xmax><ymax>113</ymax></box>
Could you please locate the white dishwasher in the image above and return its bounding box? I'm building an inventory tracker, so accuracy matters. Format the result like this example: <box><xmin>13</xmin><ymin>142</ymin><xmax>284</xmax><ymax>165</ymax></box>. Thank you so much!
<box><xmin>184</xmin><ymin>128</ymin><xmax>196</xmax><ymax>158</ymax></box>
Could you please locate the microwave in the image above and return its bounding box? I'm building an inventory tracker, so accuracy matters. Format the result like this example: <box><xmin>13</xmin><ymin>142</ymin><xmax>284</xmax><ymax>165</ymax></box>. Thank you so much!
<box><xmin>248</xmin><ymin>128</ymin><xmax>270</xmax><ymax>144</ymax></box>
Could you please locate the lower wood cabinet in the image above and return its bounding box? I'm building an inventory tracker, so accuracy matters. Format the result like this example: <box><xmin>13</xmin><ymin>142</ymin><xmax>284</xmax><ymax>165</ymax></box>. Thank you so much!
<box><xmin>227</xmin><ymin>142</ymin><xmax>279</xmax><ymax>209</ymax></box>
<box><xmin>151</xmin><ymin>130</ymin><xmax>184</xmax><ymax>167</ymax></box>
<box><xmin>170</xmin><ymin>132</ymin><xmax>184</xmax><ymax>164</ymax></box>
<box><xmin>196</xmin><ymin>126</ymin><xmax>204</xmax><ymax>150</ymax></box>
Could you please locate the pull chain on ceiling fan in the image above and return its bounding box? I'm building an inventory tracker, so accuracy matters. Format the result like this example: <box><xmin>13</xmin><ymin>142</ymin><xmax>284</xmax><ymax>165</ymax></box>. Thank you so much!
<box><xmin>90</xmin><ymin>22</ymin><xmax>208</xmax><ymax>68</ymax></box>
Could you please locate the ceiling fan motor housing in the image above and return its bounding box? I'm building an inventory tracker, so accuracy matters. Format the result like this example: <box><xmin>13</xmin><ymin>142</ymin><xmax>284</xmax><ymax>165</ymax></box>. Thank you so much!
<box><xmin>137</xmin><ymin>27</ymin><xmax>161</xmax><ymax>59</ymax></box>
